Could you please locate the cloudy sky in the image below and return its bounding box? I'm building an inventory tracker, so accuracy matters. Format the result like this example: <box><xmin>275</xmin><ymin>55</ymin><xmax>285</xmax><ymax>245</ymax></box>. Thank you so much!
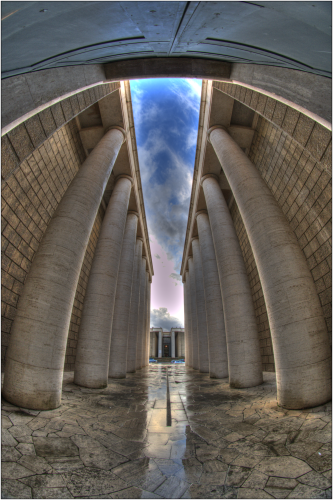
<box><xmin>130</xmin><ymin>78</ymin><xmax>202</xmax><ymax>331</ymax></box>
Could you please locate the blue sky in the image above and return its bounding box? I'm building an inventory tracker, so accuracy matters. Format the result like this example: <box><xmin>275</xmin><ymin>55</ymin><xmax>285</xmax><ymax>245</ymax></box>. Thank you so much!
<box><xmin>130</xmin><ymin>78</ymin><xmax>202</xmax><ymax>330</ymax></box>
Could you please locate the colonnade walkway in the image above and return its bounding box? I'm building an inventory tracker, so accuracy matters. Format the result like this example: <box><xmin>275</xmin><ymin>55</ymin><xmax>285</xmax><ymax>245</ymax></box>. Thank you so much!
<box><xmin>2</xmin><ymin>366</ymin><xmax>331</xmax><ymax>499</ymax></box>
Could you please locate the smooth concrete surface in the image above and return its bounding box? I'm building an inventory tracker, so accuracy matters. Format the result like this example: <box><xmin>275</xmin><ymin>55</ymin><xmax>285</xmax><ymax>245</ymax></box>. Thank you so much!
<box><xmin>127</xmin><ymin>239</ymin><xmax>143</xmax><ymax>374</ymax></box>
<box><xmin>201</xmin><ymin>174</ymin><xmax>263</xmax><ymax>390</ymax></box>
<box><xmin>196</xmin><ymin>211</ymin><xmax>229</xmax><ymax>379</ymax></box>
<box><xmin>188</xmin><ymin>258</ymin><xmax>199</xmax><ymax>371</ymax></box>
<box><xmin>74</xmin><ymin>175</ymin><xmax>132</xmax><ymax>389</ymax></box>
<box><xmin>3</xmin><ymin>2</ymin><xmax>330</xmax><ymax>79</ymax></box>
<box><xmin>209</xmin><ymin>127</ymin><xmax>332</xmax><ymax>409</ymax></box>
<box><xmin>191</xmin><ymin>238</ymin><xmax>210</xmax><ymax>374</ymax></box>
<box><xmin>3</xmin><ymin>127</ymin><xmax>125</xmax><ymax>410</ymax></box>
<box><xmin>109</xmin><ymin>212</ymin><xmax>138</xmax><ymax>379</ymax></box>
<box><xmin>1</xmin><ymin>369</ymin><xmax>331</xmax><ymax>499</ymax></box>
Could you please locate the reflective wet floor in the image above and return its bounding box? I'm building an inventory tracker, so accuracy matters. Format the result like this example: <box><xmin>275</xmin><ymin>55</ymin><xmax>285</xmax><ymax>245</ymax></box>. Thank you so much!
<box><xmin>1</xmin><ymin>366</ymin><xmax>332</xmax><ymax>498</ymax></box>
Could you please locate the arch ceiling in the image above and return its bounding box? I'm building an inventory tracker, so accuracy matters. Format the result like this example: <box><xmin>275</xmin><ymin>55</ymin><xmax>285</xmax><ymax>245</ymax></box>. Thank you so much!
<box><xmin>1</xmin><ymin>1</ymin><xmax>331</xmax><ymax>79</ymax></box>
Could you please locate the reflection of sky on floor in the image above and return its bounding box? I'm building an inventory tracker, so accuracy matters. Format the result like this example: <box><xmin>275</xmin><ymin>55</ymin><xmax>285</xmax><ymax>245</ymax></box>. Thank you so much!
<box><xmin>130</xmin><ymin>79</ymin><xmax>202</xmax><ymax>330</ymax></box>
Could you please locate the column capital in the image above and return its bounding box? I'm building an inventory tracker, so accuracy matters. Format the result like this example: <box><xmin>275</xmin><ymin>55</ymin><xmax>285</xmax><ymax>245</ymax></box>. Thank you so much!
<box><xmin>200</xmin><ymin>173</ymin><xmax>219</xmax><ymax>186</ymax></box>
<box><xmin>195</xmin><ymin>209</ymin><xmax>208</xmax><ymax>219</ymax></box>
<box><xmin>128</xmin><ymin>210</ymin><xmax>139</xmax><ymax>218</ymax></box>
<box><xmin>105</xmin><ymin>126</ymin><xmax>126</xmax><ymax>143</ymax></box>
<box><xmin>207</xmin><ymin>125</ymin><xmax>227</xmax><ymax>143</ymax></box>
<box><xmin>191</xmin><ymin>236</ymin><xmax>199</xmax><ymax>244</ymax></box>
<box><xmin>142</xmin><ymin>255</ymin><xmax>148</xmax><ymax>261</ymax></box>
<box><xmin>115</xmin><ymin>174</ymin><xmax>133</xmax><ymax>185</ymax></box>
<box><xmin>137</xmin><ymin>236</ymin><xmax>144</xmax><ymax>242</ymax></box>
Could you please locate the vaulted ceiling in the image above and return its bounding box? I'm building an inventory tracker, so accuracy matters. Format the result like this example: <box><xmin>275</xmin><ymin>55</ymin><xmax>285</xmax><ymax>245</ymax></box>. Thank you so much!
<box><xmin>2</xmin><ymin>1</ymin><xmax>331</xmax><ymax>79</ymax></box>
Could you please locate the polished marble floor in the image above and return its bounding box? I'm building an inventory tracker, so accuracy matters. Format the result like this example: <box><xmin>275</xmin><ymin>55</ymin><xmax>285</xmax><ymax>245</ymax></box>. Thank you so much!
<box><xmin>1</xmin><ymin>365</ymin><xmax>332</xmax><ymax>499</ymax></box>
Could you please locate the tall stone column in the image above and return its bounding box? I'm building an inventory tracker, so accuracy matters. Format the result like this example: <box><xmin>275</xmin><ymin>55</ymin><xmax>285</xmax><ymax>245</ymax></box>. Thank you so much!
<box><xmin>109</xmin><ymin>211</ymin><xmax>138</xmax><ymax>378</ymax></box>
<box><xmin>209</xmin><ymin>126</ymin><xmax>331</xmax><ymax>408</ymax></box>
<box><xmin>136</xmin><ymin>258</ymin><xmax>147</xmax><ymax>370</ymax></box>
<box><xmin>201</xmin><ymin>174</ymin><xmax>262</xmax><ymax>388</ymax></box>
<box><xmin>191</xmin><ymin>238</ymin><xmax>210</xmax><ymax>373</ymax></box>
<box><xmin>171</xmin><ymin>330</ymin><xmax>176</xmax><ymax>358</ymax></box>
<box><xmin>158</xmin><ymin>330</ymin><xmax>163</xmax><ymax>359</ymax></box>
<box><xmin>74</xmin><ymin>175</ymin><xmax>132</xmax><ymax>388</ymax></box>
<box><xmin>196</xmin><ymin>211</ymin><xmax>229</xmax><ymax>379</ymax></box>
<box><xmin>127</xmin><ymin>238</ymin><xmax>143</xmax><ymax>373</ymax></box>
<box><xmin>184</xmin><ymin>271</ymin><xmax>193</xmax><ymax>367</ymax></box>
<box><xmin>147</xmin><ymin>278</ymin><xmax>151</xmax><ymax>361</ymax></box>
<box><xmin>3</xmin><ymin>127</ymin><xmax>125</xmax><ymax>410</ymax></box>
<box><xmin>188</xmin><ymin>257</ymin><xmax>199</xmax><ymax>370</ymax></box>
<box><xmin>142</xmin><ymin>270</ymin><xmax>150</xmax><ymax>367</ymax></box>
<box><xmin>151</xmin><ymin>331</ymin><xmax>156</xmax><ymax>357</ymax></box>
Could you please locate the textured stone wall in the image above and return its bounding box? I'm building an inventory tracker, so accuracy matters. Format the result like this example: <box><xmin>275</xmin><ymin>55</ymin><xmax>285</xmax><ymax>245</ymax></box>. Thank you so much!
<box><xmin>2</xmin><ymin>82</ymin><xmax>120</xmax><ymax>182</ymax></box>
<box><xmin>229</xmin><ymin>200</ymin><xmax>275</xmax><ymax>372</ymax></box>
<box><xmin>64</xmin><ymin>206</ymin><xmax>104</xmax><ymax>371</ymax></box>
<box><xmin>1</xmin><ymin>119</ymin><xmax>86</xmax><ymax>367</ymax></box>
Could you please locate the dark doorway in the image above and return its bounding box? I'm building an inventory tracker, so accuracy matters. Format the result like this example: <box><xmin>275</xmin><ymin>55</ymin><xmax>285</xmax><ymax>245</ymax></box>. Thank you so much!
<box><xmin>162</xmin><ymin>337</ymin><xmax>171</xmax><ymax>357</ymax></box>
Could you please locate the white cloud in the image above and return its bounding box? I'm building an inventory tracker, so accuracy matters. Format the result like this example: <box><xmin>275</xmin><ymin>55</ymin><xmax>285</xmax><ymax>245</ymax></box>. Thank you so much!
<box><xmin>170</xmin><ymin>273</ymin><xmax>182</xmax><ymax>282</ymax></box>
<box><xmin>150</xmin><ymin>307</ymin><xmax>183</xmax><ymax>331</ymax></box>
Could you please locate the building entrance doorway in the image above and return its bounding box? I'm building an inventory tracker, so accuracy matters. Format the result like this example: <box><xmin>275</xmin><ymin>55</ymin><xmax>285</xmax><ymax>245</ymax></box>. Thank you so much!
<box><xmin>162</xmin><ymin>336</ymin><xmax>171</xmax><ymax>357</ymax></box>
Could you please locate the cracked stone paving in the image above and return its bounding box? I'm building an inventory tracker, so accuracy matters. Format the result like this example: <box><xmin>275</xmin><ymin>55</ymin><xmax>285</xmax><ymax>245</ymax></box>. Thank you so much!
<box><xmin>1</xmin><ymin>366</ymin><xmax>332</xmax><ymax>499</ymax></box>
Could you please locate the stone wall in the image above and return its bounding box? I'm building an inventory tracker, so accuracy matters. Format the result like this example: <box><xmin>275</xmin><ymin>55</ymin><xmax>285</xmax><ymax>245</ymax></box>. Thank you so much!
<box><xmin>64</xmin><ymin>206</ymin><xmax>104</xmax><ymax>371</ymax></box>
<box><xmin>230</xmin><ymin>200</ymin><xmax>275</xmax><ymax>372</ymax></box>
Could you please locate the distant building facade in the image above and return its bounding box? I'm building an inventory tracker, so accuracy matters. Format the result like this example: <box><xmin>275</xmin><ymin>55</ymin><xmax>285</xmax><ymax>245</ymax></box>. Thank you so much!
<box><xmin>150</xmin><ymin>328</ymin><xmax>185</xmax><ymax>358</ymax></box>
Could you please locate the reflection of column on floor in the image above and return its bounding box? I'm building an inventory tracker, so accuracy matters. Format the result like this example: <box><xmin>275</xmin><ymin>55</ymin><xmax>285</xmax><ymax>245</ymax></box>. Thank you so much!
<box><xmin>158</xmin><ymin>330</ymin><xmax>162</xmax><ymax>358</ymax></box>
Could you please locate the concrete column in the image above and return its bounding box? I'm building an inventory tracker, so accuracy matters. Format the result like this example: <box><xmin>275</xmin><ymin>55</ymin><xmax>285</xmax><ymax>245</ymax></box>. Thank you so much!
<box><xmin>188</xmin><ymin>257</ymin><xmax>199</xmax><ymax>370</ymax></box>
<box><xmin>136</xmin><ymin>258</ymin><xmax>147</xmax><ymax>370</ymax></box>
<box><xmin>151</xmin><ymin>331</ymin><xmax>156</xmax><ymax>357</ymax></box>
<box><xmin>171</xmin><ymin>330</ymin><xmax>176</xmax><ymax>358</ymax></box>
<box><xmin>201</xmin><ymin>173</ymin><xmax>262</xmax><ymax>389</ymax></box>
<box><xmin>196</xmin><ymin>211</ymin><xmax>229</xmax><ymax>379</ymax></box>
<box><xmin>184</xmin><ymin>271</ymin><xmax>193</xmax><ymax>367</ymax></box>
<box><xmin>109</xmin><ymin>211</ymin><xmax>138</xmax><ymax>378</ymax></box>
<box><xmin>158</xmin><ymin>330</ymin><xmax>163</xmax><ymax>358</ymax></box>
<box><xmin>147</xmin><ymin>280</ymin><xmax>151</xmax><ymax>365</ymax></box>
<box><xmin>127</xmin><ymin>238</ymin><xmax>143</xmax><ymax>373</ymax></box>
<box><xmin>191</xmin><ymin>238</ymin><xmax>210</xmax><ymax>373</ymax></box>
<box><xmin>3</xmin><ymin>127</ymin><xmax>125</xmax><ymax>410</ymax></box>
<box><xmin>74</xmin><ymin>174</ymin><xmax>132</xmax><ymax>388</ymax></box>
<box><xmin>143</xmin><ymin>271</ymin><xmax>150</xmax><ymax>367</ymax></box>
<box><xmin>209</xmin><ymin>126</ymin><xmax>331</xmax><ymax>408</ymax></box>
